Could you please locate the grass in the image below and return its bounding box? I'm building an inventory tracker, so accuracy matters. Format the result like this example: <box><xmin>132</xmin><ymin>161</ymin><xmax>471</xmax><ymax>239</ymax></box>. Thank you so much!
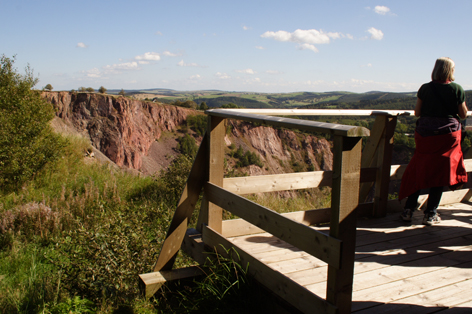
<box><xmin>0</xmin><ymin>131</ymin><xmax>332</xmax><ymax>313</ymax></box>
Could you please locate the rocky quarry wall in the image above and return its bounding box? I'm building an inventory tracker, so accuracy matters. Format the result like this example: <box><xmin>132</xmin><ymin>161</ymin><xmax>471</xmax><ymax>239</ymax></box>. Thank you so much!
<box><xmin>43</xmin><ymin>92</ymin><xmax>333</xmax><ymax>176</ymax></box>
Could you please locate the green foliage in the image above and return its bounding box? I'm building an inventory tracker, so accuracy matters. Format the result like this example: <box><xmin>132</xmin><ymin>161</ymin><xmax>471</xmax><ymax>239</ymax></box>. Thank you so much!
<box><xmin>44</xmin><ymin>84</ymin><xmax>53</xmax><ymax>91</ymax></box>
<box><xmin>172</xmin><ymin>100</ymin><xmax>197</xmax><ymax>109</ymax></box>
<box><xmin>220</xmin><ymin>103</ymin><xmax>239</xmax><ymax>109</ymax></box>
<box><xmin>118</xmin><ymin>89</ymin><xmax>125</xmax><ymax>96</ymax></box>
<box><xmin>0</xmin><ymin>55</ymin><xmax>68</xmax><ymax>192</ymax></box>
<box><xmin>98</xmin><ymin>86</ymin><xmax>107</xmax><ymax>94</ymax></box>
<box><xmin>186</xmin><ymin>114</ymin><xmax>207</xmax><ymax>137</ymax></box>
<box><xmin>177</xmin><ymin>133</ymin><xmax>198</xmax><ymax>157</ymax></box>
<box><xmin>199</xmin><ymin>101</ymin><xmax>209</xmax><ymax>110</ymax></box>
<box><xmin>85</xmin><ymin>87</ymin><xmax>94</xmax><ymax>93</ymax></box>
<box><xmin>78</xmin><ymin>87</ymin><xmax>86</xmax><ymax>92</ymax></box>
<box><xmin>49</xmin><ymin>296</ymin><xmax>95</xmax><ymax>314</ymax></box>
<box><xmin>229</xmin><ymin>146</ymin><xmax>263</xmax><ymax>168</ymax></box>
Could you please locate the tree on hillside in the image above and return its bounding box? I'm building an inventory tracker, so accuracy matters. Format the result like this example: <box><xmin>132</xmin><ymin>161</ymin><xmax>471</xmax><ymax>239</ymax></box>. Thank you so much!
<box><xmin>0</xmin><ymin>55</ymin><xmax>67</xmax><ymax>191</ymax></box>
<box><xmin>44</xmin><ymin>83</ymin><xmax>53</xmax><ymax>91</ymax></box>
<box><xmin>119</xmin><ymin>89</ymin><xmax>125</xmax><ymax>96</ymax></box>
<box><xmin>78</xmin><ymin>86</ymin><xmax>86</xmax><ymax>92</ymax></box>
<box><xmin>99</xmin><ymin>86</ymin><xmax>107</xmax><ymax>94</ymax></box>
<box><xmin>86</xmin><ymin>87</ymin><xmax>94</xmax><ymax>93</ymax></box>
<box><xmin>199</xmin><ymin>101</ymin><xmax>208</xmax><ymax>110</ymax></box>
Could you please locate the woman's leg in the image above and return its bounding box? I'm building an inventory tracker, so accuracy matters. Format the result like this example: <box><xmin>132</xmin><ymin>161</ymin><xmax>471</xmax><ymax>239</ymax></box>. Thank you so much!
<box><xmin>423</xmin><ymin>186</ymin><xmax>443</xmax><ymax>225</ymax></box>
<box><xmin>401</xmin><ymin>190</ymin><xmax>420</xmax><ymax>221</ymax></box>
<box><xmin>425</xmin><ymin>186</ymin><xmax>443</xmax><ymax>216</ymax></box>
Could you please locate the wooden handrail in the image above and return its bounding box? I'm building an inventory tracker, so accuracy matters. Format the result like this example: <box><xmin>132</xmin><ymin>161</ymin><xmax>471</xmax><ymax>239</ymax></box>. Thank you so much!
<box><xmin>206</xmin><ymin>109</ymin><xmax>370</xmax><ymax>137</ymax></box>
<box><xmin>207</xmin><ymin>108</ymin><xmax>414</xmax><ymax>116</ymax></box>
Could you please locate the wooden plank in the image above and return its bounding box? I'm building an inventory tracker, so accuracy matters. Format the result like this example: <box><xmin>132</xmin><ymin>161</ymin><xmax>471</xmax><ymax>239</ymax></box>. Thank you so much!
<box><xmin>222</xmin><ymin>208</ymin><xmax>331</xmax><ymax>238</ymax></box>
<box><xmin>349</xmin><ymin>260</ymin><xmax>472</xmax><ymax>312</ymax></box>
<box><xmin>204</xmin><ymin>182</ymin><xmax>342</xmax><ymax>268</ymax></box>
<box><xmin>327</xmin><ymin>135</ymin><xmax>363</xmax><ymax>314</ymax></box>
<box><xmin>359</xmin><ymin>115</ymin><xmax>387</xmax><ymax>203</ymax></box>
<box><xmin>139</xmin><ymin>266</ymin><xmax>205</xmax><ymax>298</ymax></box>
<box><xmin>223</xmin><ymin>168</ymin><xmax>375</xmax><ymax>195</ymax></box>
<box><xmin>207</xmin><ymin>115</ymin><xmax>226</xmax><ymax>234</ymax></box>
<box><xmin>372</xmin><ymin>116</ymin><xmax>396</xmax><ymax>217</ymax></box>
<box><xmin>152</xmin><ymin>135</ymin><xmax>208</xmax><ymax>272</ymax></box>
<box><xmin>206</xmin><ymin>109</ymin><xmax>370</xmax><ymax>137</ymax></box>
<box><xmin>202</xmin><ymin>225</ymin><xmax>338</xmax><ymax>314</ymax></box>
<box><xmin>206</xmin><ymin>108</ymin><xmax>414</xmax><ymax>117</ymax></box>
<box><xmin>223</xmin><ymin>171</ymin><xmax>332</xmax><ymax>194</ymax></box>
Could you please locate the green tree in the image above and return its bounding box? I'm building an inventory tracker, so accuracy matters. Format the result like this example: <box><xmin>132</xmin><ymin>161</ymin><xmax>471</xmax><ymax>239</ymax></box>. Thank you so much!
<box><xmin>0</xmin><ymin>55</ymin><xmax>67</xmax><ymax>191</ymax></box>
<box><xmin>199</xmin><ymin>101</ymin><xmax>209</xmax><ymax>110</ymax></box>
<box><xmin>118</xmin><ymin>89</ymin><xmax>125</xmax><ymax>96</ymax></box>
<box><xmin>86</xmin><ymin>87</ymin><xmax>94</xmax><ymax>93</ymax></box>
<box><xmin>79</xmin><ymin>86</ymin><xmax>86</xmax><ymax>92</ymax></box>
<box><xmin>99</xmin><ymin>86</ymin><xmax>107</xmax><ymax>94</ymax></box>
<box><xmin>44</xmin><ymin>83</ymin><xmax>53</xmax><ymax>91</ymax></box>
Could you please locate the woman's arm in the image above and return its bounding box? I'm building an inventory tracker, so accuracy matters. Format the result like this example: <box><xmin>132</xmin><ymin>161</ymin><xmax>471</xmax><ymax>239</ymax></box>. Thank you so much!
<box><xmin>458</xmin><ymin>101</ymin><xmax>468</xmax><ymax>119</ymax></box>
<box><xmin>414</xmin><ymin>98</ymin><xmax>422</xmax><ymax>117</ymax></box>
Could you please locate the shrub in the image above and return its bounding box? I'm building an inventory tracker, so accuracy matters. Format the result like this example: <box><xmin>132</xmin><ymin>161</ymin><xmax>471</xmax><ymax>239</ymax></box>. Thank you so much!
<box><xmin>98</xmin><ymin>86</ymin><xmax>107</xmax><ymax>94</ymax></box>
<box><xmin>177</xmin><ymin>134</ymin><xmax>198</xmax><ymax>157</ymax></box>
<box><xmin>0</xmin><ymin>55</ymin><xmax>67</xmax><ymax>192</ymax></box>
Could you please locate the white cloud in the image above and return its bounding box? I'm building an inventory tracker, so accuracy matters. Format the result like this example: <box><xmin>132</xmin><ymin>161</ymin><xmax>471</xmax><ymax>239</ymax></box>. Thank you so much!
<box><xmin>367</xmin><ymin>27</ymin><xmax>384</xmax><ymax>40</ymax></box>
<box><xmin>266</xmin><ymin>70</ymin><xmax>282</xmax><ymax>75</ymax></box>
<box><xmin>190</xmin><ymin>74</ymin><xmax>202</xmax><ymax>80</ymax></box>
<box><xmin>178</xmin><ymin>60</ymin><xmax>199</xmax><ymax>67</ymax></box>
<box><xmin>155</xmin><ymin>31</ymin><xmax>163</xmax><ymax>36</ymax></box>
<box><xmin>255</xmin><ymin>46</ymin><xmax>265</xmax><ymax>50</ymax></box>
<box><xmin>261</xmin><ymin>29</ymin><xmax>343</xmax><ymax>52</ymax></box>
<box><xmin>162</xmin><ymin>50</ymin><xmax>180</xmax><ymax>57</ymax></box>
<box><xmin>77</xmin><ymin>42</ymin><xmax>87</xmax><ymax>48</ymax></box>
<box><xmin>374</xmin><ymin>6</ymin><xmax>390</xmax><ymax>15</ymax></box>
<box><xmin>297</xmin><ymin>43</ymin><xmax>318</xmax><ymax>52</ymax></box>
<box><xmin>85</xmin><ymin>68</ymin><xmax>101</xmax><ymax>78</ymax></box>
<box><xmin>103</xmin><ymin>61</ymin><xmax>139</xmax><ymax>72</ymax></box>
<box><xmin>243</xmin><ymin>25</ymin><xmax>250</xmax><ymax>30</ymax></box>
<box><xmin>215</xmin><ymin>72</ymin><xmax>231</xmax><ymax>79</ymax></box>
<box><xmin>235</xmin><ymin>69</ymin><xmax>256</xmax><ymax>74</ymax></box>
<box><xmin>135</xmin><ymin>52</ymin><xmax>161</xmax><ymax>61</ymax></box>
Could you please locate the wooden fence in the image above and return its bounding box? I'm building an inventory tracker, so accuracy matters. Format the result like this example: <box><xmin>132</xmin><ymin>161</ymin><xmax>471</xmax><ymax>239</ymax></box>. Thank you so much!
<box><xmin>140</xmin><ymin>109</ymin><xmax>471</xmax><ymax>314</ymax></box>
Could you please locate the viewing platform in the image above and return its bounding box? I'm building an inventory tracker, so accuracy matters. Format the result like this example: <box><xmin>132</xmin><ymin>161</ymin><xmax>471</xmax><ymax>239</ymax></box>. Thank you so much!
<box><xmin>140</xmin><ymin>109</ymin><xmax>472</xmax><ymax>313</ymax></box>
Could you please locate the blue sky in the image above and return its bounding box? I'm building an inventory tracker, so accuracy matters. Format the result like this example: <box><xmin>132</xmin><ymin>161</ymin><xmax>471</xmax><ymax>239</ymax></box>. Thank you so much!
<box><xmin>3</xmin><ymin>0</ymin><xmax>472</xmax><ymax>93</ymax></box>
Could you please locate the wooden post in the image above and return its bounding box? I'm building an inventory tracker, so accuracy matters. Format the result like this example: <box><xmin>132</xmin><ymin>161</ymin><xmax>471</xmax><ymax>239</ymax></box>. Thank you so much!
<box><xmin>151</xmin><ymin>135</ymin><xmax>209</xmax><ymax>272</ymax></box>
<box><xmin>204</xmin><ymin>115</ymin><xmax>226</xmax><ymax>234</ymax></box>
<box><xmin>327</xmin><ymin>135</ymin><xmax>362</xmax><ymax>314</ymax></box>
<box><xmin>359</xmin><ymin>114</ymin><xmax>397</xmax><ymax>217</ymax></box>
<box><xmin>372</xmin><ymin>115</ymin><xmax>397</xmax><ymax>217</ymax></box>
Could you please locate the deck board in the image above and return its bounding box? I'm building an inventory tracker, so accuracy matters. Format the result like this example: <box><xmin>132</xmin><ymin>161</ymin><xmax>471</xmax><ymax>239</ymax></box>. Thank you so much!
<box><xmin>226</xmin><ymin>202</ymin><xmax>472</xmax><ymax>313</ymax></box>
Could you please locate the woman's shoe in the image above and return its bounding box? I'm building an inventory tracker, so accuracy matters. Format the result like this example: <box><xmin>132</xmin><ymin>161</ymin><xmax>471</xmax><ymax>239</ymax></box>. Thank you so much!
<box><xmin>422</xmin><ymin>213</ymin><xmax>441</xmax><ymax>225</ymax></box>
<box><xmin>400</xmin><ymin>208</ymin><xmax>413</xmax><ymax>221</ymax></box>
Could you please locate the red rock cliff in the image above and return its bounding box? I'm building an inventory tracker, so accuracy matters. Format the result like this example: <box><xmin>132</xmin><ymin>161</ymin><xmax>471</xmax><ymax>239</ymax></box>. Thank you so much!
<box><xmin>43</xmin><ymin>91</ymin><xmax>195</xmax><ymax>172</ymax></box>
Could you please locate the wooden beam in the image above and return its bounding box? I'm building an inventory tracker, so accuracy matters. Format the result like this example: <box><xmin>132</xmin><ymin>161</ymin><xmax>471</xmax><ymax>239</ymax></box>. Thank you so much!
<box><xmin>206</xmin><ymin>108</ymin><xmax>414</xmax><ymax>117</ymax></box>
<box><xmin>202</xmin><ymin>225</ymin><xmax>338</xmax><ymax>314</ymax></box>
<box><xmin>207</xmin><ymin>115</ymin><xmax>226</xmax><ymax>234</ymax></box>
<box><xmin>152</xmin><ymin>135</ymin><xmax>209</xmax><ymax>272</ymax></box>
<box><xmin>206</xmin><ymin>109</ymin><xmax>370</xmax><ymax>137</ymax></box>
<box><xmin>372</xmin><ymin>116</ymin><xmax>397</xmax><ymax>217</ymax></box>
<box><xmin>327</xmin><ymin>135</ymin><xmax>363</xmax><ymax>314</ymax></box>
<box><xmin>139</xmin><ymin>266</ymin><xmax>205</xmax><ymax>298</ymax></box>
<box><xmin>223</xmin><ymin>167</ymin><xmax>376</xmax><ymax>195</ymax></box>
<box><xmin>204</xmin><ymin>182</ymin><xmax>342</xmax><ymax>268</ymax></box>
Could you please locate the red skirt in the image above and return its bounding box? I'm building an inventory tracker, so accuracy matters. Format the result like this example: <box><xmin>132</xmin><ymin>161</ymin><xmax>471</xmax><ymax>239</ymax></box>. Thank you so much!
<box><xmin>399</xmin><ymin>130</ymin><xmax>467</xmax><ymax>200</ymax></box>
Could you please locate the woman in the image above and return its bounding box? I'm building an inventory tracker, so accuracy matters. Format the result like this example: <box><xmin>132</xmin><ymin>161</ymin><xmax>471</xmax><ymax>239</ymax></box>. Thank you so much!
<box><xmin>399</xmin><ymin>57</ymin><xmax>468</xmax><ymax>225</ymax></box>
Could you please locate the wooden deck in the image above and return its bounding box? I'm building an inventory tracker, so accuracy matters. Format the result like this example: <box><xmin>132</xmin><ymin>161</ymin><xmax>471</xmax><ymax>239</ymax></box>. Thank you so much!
<box><xmin>226</xmin><ymin>202</ymin><xmax>472</xmax><ymax>313</ymax></box>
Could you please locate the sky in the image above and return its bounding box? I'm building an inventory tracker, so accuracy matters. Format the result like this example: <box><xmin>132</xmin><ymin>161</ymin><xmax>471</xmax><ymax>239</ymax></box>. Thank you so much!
<box><xmin>3</xmin><ymin>0</ymin><xmax>472</xmax><ymax>94</ymax></box>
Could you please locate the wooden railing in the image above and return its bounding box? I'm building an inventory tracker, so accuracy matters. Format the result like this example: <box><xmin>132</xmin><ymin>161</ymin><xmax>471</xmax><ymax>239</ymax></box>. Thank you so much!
<box><xmin>141</xmin><ymin>109</ymin><xmax>472</xmax><ymax>314</ymax></box>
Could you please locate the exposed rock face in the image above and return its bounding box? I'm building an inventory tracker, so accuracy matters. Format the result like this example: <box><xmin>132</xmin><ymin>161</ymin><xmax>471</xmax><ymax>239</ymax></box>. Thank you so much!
<box><xmin>43</xmin><ymin>92</ymin><xmax>195</xmax><ymax>173</ymax></box>
<box><xmin>43</xmin><ymin>92</ymin><xmax>333</xmax><ymax>175</ymax></box>
<box><xmin>228</xmin><ymin>121</ymin><xmax>333</xmax><ymax>175</ymax></box>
